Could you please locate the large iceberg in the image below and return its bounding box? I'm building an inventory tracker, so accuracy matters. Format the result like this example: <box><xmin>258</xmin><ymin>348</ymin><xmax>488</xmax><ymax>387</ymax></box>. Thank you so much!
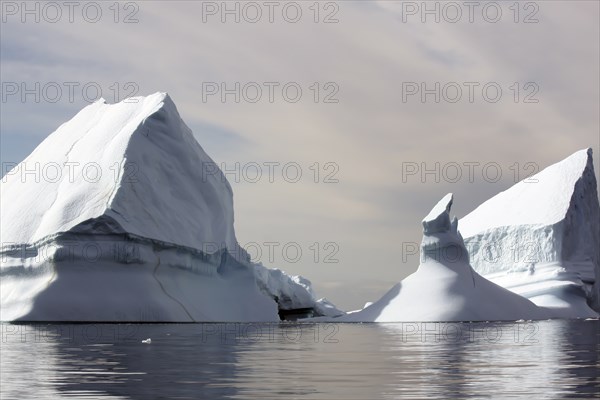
<box><xmin>327</xmin><ymin>194</ymin><xmax>548</xmax><ymax>322</ymax></box>
<box><xmin>0</xmin><ymin>92</ymin><xmax>333</xmax><ymax>322</ymax></box>
<box><xmin>460</xmin><ymin>149</ymin><xmax>600</xmax><ymax>318</ymax></box>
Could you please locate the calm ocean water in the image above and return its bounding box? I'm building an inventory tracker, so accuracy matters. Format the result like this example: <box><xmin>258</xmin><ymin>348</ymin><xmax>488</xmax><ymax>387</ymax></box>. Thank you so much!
<box><xmin>1</xmin><ymin>320</ymin><xmax>598</xmax><ymax>399</ymax></box>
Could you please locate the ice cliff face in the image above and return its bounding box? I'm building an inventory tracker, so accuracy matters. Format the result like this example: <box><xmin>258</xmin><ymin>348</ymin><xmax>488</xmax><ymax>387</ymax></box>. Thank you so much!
<box><xmin>332</xmin><ymin>194</ymin><xmax>547</xmax><ymax>322</ymax></box>
<box><xmin>460</xmin><ymin>149</ymin><xmax>600</xmax><ymax>318</ymax></box>
<box><xmin>0</xmin><ymin>92</ymin><xmax>325</xmax><ymax>321</ymax></box>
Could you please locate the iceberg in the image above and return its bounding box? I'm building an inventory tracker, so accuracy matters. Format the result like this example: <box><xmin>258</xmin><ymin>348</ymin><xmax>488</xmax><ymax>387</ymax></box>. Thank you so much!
<box><xmin>327</xmin><ymin>194</ymin><xmax>548</xmax><ymax>322</ymax></box>
<box><xmin>460</xmin><ymin>149</ymin><xmax>600</xmax><ymax>318</ymax></box>
<box><xmin>0</xmin><ymin>92</ymin><xmax>329</xmax><ymax>322</ymax></box>
<box><xmin>252</xmin><ymin>266</ymin><xmax>343</xmax><ymax>318</ymax></box>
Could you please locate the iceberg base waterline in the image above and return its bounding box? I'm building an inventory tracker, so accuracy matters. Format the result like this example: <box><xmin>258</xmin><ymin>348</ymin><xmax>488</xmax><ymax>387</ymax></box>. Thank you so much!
<box><xmin>1</xmin><ymin>232</ymin><xmax>279</xmax><ymax>322</ymax></box>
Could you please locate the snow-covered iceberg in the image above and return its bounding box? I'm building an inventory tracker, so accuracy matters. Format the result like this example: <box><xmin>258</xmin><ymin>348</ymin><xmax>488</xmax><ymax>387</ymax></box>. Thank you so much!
<box><xmin>460</xmin><ymin>149</ymin><xmax>600</xmax><ymax>318</ymax></box>
<box><xmin>328</xmin><ymin>194</ymin><xmax>548</xmax><ymax>322</ymax></box>
<box><xmin>0</xmin><ymin>92</ymin><xmax>331</xmax><ymax>322</ymax></box>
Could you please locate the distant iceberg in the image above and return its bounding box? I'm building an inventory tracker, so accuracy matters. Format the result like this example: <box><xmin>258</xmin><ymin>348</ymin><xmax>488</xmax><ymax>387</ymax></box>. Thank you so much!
<box><xmin>0</xmin><ymin>92</ymin><xmax>332</xmax><ymax>322</ymax></box>
<box><xmin>460</xmin><ymin>149</ymin><xmax>600</xmax><ymax>318</ymax></box>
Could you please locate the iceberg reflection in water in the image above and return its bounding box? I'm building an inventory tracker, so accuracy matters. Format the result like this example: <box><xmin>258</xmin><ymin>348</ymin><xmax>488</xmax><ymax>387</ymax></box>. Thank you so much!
<box><xmin>1</xmin><ymin>320</ymin><xmax>598</xmax><ymax>399</ymax></box>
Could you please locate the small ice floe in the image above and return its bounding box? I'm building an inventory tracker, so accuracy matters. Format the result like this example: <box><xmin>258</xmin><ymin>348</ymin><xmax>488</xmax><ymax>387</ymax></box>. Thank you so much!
<box><xmin>141</xmin><ymin>338</ymin><xmax>152</xmax><ymax>344</ymax></box>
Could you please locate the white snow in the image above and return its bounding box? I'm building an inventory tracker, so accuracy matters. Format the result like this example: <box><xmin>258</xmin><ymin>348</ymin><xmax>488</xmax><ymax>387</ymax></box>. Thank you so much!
<box><xmin>324</xmin><ymin>194</ymin><xmax>549</xmax><ymax>322</ymax></box>
<box><xmin>2</xmin><ymin>93</ymin><xmax>240</xmax><ymax>257</ymax></box>
<box><xmin>460</xmin><ymin>149</ymin><xmax>595</xmax><ymax>233</ymax></box>
<box><xmin>460</xmin><ymin>149</ymin><xmax>600</xmax><ymax>318</ymax></box>
<box><xmin>0</xmin><ymin>92</ymin><xmax>327</xmax><ymax>322</ymax></box>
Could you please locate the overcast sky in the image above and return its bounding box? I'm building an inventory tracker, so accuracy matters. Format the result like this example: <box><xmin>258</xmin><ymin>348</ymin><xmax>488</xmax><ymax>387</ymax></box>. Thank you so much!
<box><xmin>1</xmin><ymin>0</ymin><xmax>599</xmax><ymax>310</ymax></box>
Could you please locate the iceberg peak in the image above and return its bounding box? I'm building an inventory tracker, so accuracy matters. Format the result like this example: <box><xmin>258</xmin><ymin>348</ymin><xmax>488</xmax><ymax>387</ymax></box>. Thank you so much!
<box><xmin>460</xmin><ymin>148</ymin><xmax>595</xmax><ymax>235</ymax></box>
<box><xmin>420</xmin><ymin>193</ymin><xmax>469</xmax><ymax>267</ymax></box>
<box><xmin>422</xmin><ymin>193</ymin><xmax>453</xmax><ymax>234</ymax></box>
